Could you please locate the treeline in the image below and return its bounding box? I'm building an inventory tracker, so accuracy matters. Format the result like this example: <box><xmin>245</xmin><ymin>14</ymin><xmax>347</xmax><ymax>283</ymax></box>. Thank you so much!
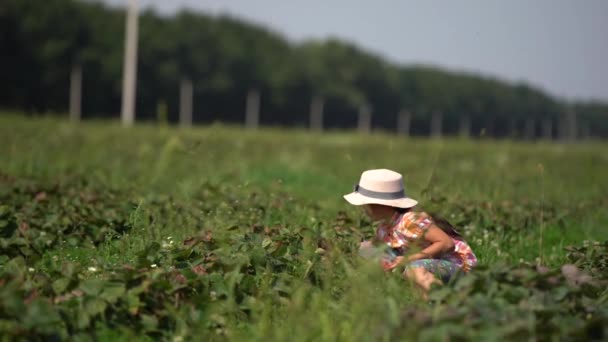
<box><xmin>1</xmin><ymin>0</ymin><xmax>607</xmax><ymax>138</ymax></box>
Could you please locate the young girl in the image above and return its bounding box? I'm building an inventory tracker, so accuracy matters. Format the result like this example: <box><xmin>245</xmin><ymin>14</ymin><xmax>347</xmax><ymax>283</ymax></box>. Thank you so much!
<box><xmin>344</xmin><ymin>169</ymin><xmax>477</xmax><ymax>296</ymax></box>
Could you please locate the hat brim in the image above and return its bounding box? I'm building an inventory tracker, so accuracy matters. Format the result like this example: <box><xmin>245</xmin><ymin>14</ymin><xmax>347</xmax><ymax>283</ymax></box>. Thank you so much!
<box><xmin>343</xmin><ymin>192</ymin><xmax>418</xmax><ymax>209</ymax></box>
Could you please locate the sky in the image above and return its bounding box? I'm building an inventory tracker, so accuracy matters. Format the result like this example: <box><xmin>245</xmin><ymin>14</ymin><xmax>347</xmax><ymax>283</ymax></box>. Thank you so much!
<box><xmin>102</xmin><ymin>0</ymin><xmax>608</xmax><ymax>102</ymax></box>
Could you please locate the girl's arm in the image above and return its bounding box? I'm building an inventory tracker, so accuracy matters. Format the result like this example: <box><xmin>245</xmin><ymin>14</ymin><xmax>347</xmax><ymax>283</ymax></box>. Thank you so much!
<box><xmin>382</xmin><ymin>224</ymin><xmax>454</xmax><ymax>271</ymax></box>
<box><xmin>383</xmin><ymin>225</ymin><xmax>455</xmax><ymax>271</ymax></box>
<box><xmin>407</xmin><ymin>225</ymin><xmax>455</xmax><ymax>262</ymax></box>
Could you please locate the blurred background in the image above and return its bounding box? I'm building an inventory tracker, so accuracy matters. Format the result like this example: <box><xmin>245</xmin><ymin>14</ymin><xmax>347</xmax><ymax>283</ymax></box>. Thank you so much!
<box><xmin>1</xmin><ymin>0</ymin><xmax>607</xmax><ymax>139</ymax></box>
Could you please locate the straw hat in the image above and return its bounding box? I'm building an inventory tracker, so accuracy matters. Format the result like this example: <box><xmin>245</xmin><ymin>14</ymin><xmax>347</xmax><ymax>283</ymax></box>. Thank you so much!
<box><xmin>343</xmin><ymin>169</ymin><xmax>418</xmax><ymax>209</ymax></box>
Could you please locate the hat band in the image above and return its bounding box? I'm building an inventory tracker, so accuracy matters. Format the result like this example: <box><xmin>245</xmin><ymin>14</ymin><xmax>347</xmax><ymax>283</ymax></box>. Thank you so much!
<box><xmin>354</xmin><ymin>184</ymin><xmax>405</xmax><ymax>200</ymax></box>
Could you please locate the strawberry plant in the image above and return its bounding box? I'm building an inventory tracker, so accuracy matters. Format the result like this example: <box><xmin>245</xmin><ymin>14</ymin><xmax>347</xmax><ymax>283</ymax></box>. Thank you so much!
<box><xmin>1</xmin><ymin>115</ymin><xmax>607</xmax><ymax>340</ymax></box>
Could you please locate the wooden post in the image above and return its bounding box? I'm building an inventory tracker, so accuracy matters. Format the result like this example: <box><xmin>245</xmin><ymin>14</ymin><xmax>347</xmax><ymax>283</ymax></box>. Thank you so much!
<box><xmin>120</xmin><ymin>0</ymin><xmax>139</xmax><ymax>127</ymax></box>
<box><xmin>430</xmin><ymin>110</ymin><xmax>442</xmax><ymax>138</ymax></box>
<box><xmin>560</xmin><ymin>110</ymin><xmax>577</xmax><ymax>142</ymax></box>
<box><xmin>524</xmin><ymin>117</ymin><xmax>535</xmax><ymax>140</ymax></box>
<box><xmin>358</xmin><ymin>105</ymin><xmax>372</xmax><ymax>134</ymax></box>
<box><xmin>310</xmin><ymin>95</ymin><xmax>324</xmax><ymax>132</ymax></box>
<box><xmin>179</xmin><ymin>78</ymin><xmax>193</xmax><ymax>127</ymax></box>
<box><xmin>69</xmin><ymin>64</ymin><xmax>82</xmax><ymax>122</ymax></box>
<box><xmin>567</xmin><ymin>110</ymin><xmax>577</xmax><ymax>142</ymax></box>
<box><xmin>245</xmin><ymin>89</ymin><xmax>260</xmax><ymax>129</ymax></box>
<box><xmin>459</xmin><ymin>114</ymin><xmax>471</xmax><ymax>138</ymax></box>
<box><xmin>558</xmin><ymin>113</ymin><xmax>567</xmax><ymax>141</ymax></box>
<box><xmin>541</xmin><ymin>118</ymin><xmax>552</xmax><ymax>140</ymax></box>
<box><xmin>397</xmin><ymin>109</ymin><xmax>411</xmax><ymax>136</ymax></box>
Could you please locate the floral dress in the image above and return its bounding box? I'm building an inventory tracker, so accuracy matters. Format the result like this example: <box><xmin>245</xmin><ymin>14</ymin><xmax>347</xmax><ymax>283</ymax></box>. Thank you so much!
<box><xmin>376</xmin><ymin>211</ymin><xmax>477</xmax><ymax>282</ymax></box>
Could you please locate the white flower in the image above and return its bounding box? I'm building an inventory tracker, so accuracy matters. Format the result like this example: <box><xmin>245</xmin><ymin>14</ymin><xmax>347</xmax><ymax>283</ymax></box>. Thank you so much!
<box><xmin>151</xmin><ymin>264</ymin><xmax>157</xmax><ymax>268</ymax></box>
<box><xmin>88</xmin><ymin>267</ymin><xmax>98</xmax><ymax>272</ymax></box>
<box><xmin>28</xmin><ymin>267</ymin><xmax>35</xmax><ymax>272</ymax></box>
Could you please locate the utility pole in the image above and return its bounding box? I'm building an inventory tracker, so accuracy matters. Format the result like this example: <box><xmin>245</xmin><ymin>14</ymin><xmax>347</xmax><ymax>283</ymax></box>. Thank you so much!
<box><xmin>358</xmin><ymin>104</ymin><xmax>372</xmax><ymax>134</ymax></box>
<box><xmin>245</xmin><ymin>89</ymin><xmax>260</xmax><ymax>129</ymax></box>
<box><xmin>397</xmin><ymin>109</ymin><xmax>411</xmax><ymax>136</ymax></box>
<box><xmin>121</xmin><ymin>0</ymin><xmax>139</xmax><ymax>127</ymax></box>
<box><xmin>179</xmin><ymin>78</ymin><xmax>193</xmax><ymax>127</ymax></box>
<box><xmin>560</xmin><ymin>109</ymin><xmax>577</xmax><ymax>142</ymax></box>
<box><xmin>567</xmin><ymin>110</ymin><xmax>577</xmax><ymax>142</ymax></box>
<box><xmin>524</xmin><ymin>117</ymin><xmax>535</xmax><ymax>140</ymax></box>
<box><xmin>310</xmin><ymin>95</ymin><xmax>324</xmax><ymax>132</ymax></box>
<box><xmin>542</xmin><ymin>118</ymin><xmax>553</xmax><ymax>141</ymax></box>
<box><xmin>459</xmin><ymin>114</ymin><xmax>471</xmax><ymax>138</ymax></box>
<box><xmin>69</xmin><ymin>64</ymin><xmax>82</xmax><ymax>122</ymax></box>
<box><xmin>430</xmin><ymin>110</ymin><xmax>442</xmax><ymax>138</ymax></box>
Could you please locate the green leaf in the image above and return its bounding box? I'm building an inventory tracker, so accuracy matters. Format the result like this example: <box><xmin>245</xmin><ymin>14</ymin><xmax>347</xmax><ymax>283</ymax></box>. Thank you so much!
<box><xmin>141</xmin><ymin>314</ymin><xmax>159</xmax><ymax>331</ymax></box>
<box><xmin>99</xmin><ymin>283</ymin><xmax>126</xmax><ymax>304</ymax></box>
<box><xmin>5</xmin><ymin>256</ymin><xmax>26</xmax><ymax>275</ymax></box>
<box><xmin>84</xmin><ymin>297</ymin><xmax>107</xmax><ymax>317</ymax></box>
<box><xmin>554</xmin><ymin>286</ymin><xmax>570</xmax><ymax>301</ymax></box>
<box><xmin>127</xmin><ymin>292</ymin><xmax>141</xmax><ymax>315</ymax></box>
<box><xmin>79</xmin><ymin>279</ymin><xmax>104</xmax><ymax>296</ymax></box>
<box><xmin>23</xmin><ymin>299</ymin><xmax>62</xmax><ymax>332</ymax></box>
<box><xmin>209</xmin><ymin>273</ymin><xmax>229</xmax><ymax>298</ymax></box>
<box><xmin>76</xmin><ymin>311</ymin><xmax>91</xmax><ymax>330</ymax></box>
<box><xmin>52</xmin><ymin>278</ymin><xmax>70</xmax><ymax>294</ymax></box>
<box><xmin>0</xmin><ymin>319</ymin><xmax>21</xmax><ymax>333</ymax></box>
<box><xmin>262</xmin><ymin>237</ymin><xmax>273</xmax><ymax>249</ymax></box>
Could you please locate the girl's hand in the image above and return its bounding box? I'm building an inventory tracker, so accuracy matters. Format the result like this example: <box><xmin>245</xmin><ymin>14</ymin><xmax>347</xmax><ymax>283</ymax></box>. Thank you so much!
<box><xmin>359</xmin><ymin>240</ymin><xmax>377</xmax><ymax>259</ymax></box>
<box><xmin>382</xmin><ymin>256</ymin><xmax>404</xmax><ymax>272</ymax></box>
<box><xmin>359</xmin><ymin>240</ymin><xmax>373</xmax><ymax>249</ymax></box>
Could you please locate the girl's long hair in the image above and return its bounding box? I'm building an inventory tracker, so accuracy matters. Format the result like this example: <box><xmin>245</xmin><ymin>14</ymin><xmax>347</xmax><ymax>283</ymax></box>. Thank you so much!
<box><xmin>395</xmin><ymin>207</ymin><xmax>463</xmax><ymax>239</ymax></box>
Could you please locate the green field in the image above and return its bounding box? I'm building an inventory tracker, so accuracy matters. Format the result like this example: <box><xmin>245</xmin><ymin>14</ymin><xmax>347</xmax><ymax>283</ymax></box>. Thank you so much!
<box><xmin>1</xmin><ymin>114</ymin><xmax>607</xmax><ymax>341</ymax></box>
